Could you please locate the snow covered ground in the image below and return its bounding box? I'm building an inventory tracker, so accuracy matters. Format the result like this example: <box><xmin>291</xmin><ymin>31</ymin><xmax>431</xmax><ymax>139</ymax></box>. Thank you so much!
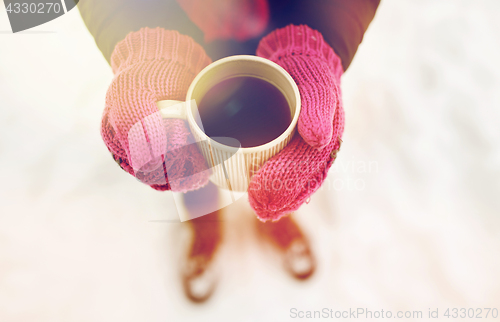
<box><xmin>1</xmin><ymin>1</ymin><xmax>499</xmax><ymax>321</ymax></box>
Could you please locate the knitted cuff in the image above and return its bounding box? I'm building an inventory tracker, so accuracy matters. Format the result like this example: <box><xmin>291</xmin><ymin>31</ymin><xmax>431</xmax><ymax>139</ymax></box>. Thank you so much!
<box><xmin>110</xmin><ymin>27</ymin><xmax>212</xmax><ymax>75</ymax></box>
<box><xmin>257</xmin><ymin>24</ymin><xmax>343</xmax><ymax>80</ymax></box>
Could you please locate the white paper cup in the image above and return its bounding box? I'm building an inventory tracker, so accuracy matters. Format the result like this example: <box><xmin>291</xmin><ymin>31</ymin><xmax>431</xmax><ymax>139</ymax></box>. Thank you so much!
<box><xmin>157</xmin><ymin>55</ymin><xmax>301</xmax><ymax>192</ymax></box>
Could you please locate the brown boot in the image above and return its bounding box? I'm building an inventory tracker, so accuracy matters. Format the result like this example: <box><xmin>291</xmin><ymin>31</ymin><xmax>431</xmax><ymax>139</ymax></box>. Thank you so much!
<box><xmin>181</xmin><ymin>210</ymin><xmax>222</xmax><ymax>303</ymax></box>
<box><xmin>256</xmin><ymin>214</ymin><xmax>316</xmax><ymax>280</ymax></box>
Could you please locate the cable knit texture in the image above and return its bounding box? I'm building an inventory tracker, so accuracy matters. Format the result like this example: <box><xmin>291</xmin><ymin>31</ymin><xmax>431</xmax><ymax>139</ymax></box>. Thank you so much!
<box><xmin>249</xmin><ymin>25</ymin><xmax>345</xmax><ymax>221</ymax></box>
<box><xmin>102</xmin><ymin>27</ymin><xmax>212</xmax><ymax>192</ymax></box>
<box><xmin>176</xmin><ymin>0</ymin><xmax>269</xmax><ymax>42</ymax></box>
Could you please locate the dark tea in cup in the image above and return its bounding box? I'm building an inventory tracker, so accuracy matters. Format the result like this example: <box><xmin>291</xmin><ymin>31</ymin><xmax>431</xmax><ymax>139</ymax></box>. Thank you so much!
<box><xmin>157</xmin><ymin>55</ymin><xmax>300</xmax><ymax>191</ymax></box>
<box><xmin>197</xmin><ymin>76</ymin><xmax>292</xmax><ymax>148</ymax></box>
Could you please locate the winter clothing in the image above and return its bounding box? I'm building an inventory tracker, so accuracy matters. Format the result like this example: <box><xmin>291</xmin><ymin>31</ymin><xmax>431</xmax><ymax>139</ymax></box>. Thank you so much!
<box><xmin>103</xmin><ymin>28</ymin><xmax>211</xmax><ymax>191</ymax></box>
<box><xmin>249</xmin><ymin>24</ymin><xmax>344</xmax><ymax>221</ymax></box>
<box><xmin>78</xmin><ymin>0</ymin><xmax>380</xmax><ymax>217</ymax></box>
<box><xmin>176</xmin><ymin>0</ymin><xmax>270</xmax><ymax>42</ymax></box>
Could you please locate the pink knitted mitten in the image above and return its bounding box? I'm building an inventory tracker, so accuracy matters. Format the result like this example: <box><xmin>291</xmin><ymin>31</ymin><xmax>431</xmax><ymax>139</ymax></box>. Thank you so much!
<box><xmin>102</xmin><ymin>27</ymin><xmax>212</xmax><ymax>192</ymax></box>
<box><xmin>248</xmin><ymin>25</ymin><xmax>345</xmax><ymax>221</ymax></box>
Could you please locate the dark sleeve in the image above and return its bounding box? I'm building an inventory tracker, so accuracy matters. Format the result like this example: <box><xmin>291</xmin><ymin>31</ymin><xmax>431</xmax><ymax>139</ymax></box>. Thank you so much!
<box><xmin>77</xmin><ymin>0</ymin><xmax>204</xmax><ymax>64</ymax></box>
<box><xmin>267</xmin><ymin>0</ymin><xmax>381</xmax><ymax>71</ymax></box>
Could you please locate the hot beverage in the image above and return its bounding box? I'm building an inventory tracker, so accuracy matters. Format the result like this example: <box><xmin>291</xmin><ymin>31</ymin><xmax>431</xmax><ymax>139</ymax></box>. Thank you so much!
<box><xmin>197</xmin><ymin>76</ymin><xmax>291</xmax><ymax>148</ymax></box>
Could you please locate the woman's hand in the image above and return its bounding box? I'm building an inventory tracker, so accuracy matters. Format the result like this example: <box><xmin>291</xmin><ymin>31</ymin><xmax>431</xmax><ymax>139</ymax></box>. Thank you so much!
<box><xmin>102</xmin><ymin>27</ymin><xmax>212</xmax><ymax>192</ymax></box>
<box><xmin>248</xmin><ymin>25</ymin><xmax>345</xmax><ymax>221</ymax></box>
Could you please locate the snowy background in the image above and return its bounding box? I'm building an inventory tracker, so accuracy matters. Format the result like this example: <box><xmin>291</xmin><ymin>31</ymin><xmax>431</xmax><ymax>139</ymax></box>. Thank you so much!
<box><xmin>1</xmin><ymin>0</ymin><xmax>500</xmax><ymax>321</ymax></box>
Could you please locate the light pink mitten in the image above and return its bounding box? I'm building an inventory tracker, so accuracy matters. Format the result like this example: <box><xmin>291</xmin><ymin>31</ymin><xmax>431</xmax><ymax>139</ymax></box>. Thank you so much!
<box><xmin>102</xmin><ymin>27</ymin><xmax>212</xmax><ymax>192</ymax></box>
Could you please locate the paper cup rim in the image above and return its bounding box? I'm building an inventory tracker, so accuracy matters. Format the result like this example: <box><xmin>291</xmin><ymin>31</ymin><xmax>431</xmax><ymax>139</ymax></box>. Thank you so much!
<box><xmin>185</xmin><ymin>55</ymin><xmax>301</xmax><ymax>154</ymax></box>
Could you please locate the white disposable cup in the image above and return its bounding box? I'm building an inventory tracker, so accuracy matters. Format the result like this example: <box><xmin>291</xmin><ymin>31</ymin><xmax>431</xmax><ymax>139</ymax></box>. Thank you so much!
<box><xmin>157</xmin><ymin>55</ymin><xmax>301</xmax><ymax>192</ymax></box>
